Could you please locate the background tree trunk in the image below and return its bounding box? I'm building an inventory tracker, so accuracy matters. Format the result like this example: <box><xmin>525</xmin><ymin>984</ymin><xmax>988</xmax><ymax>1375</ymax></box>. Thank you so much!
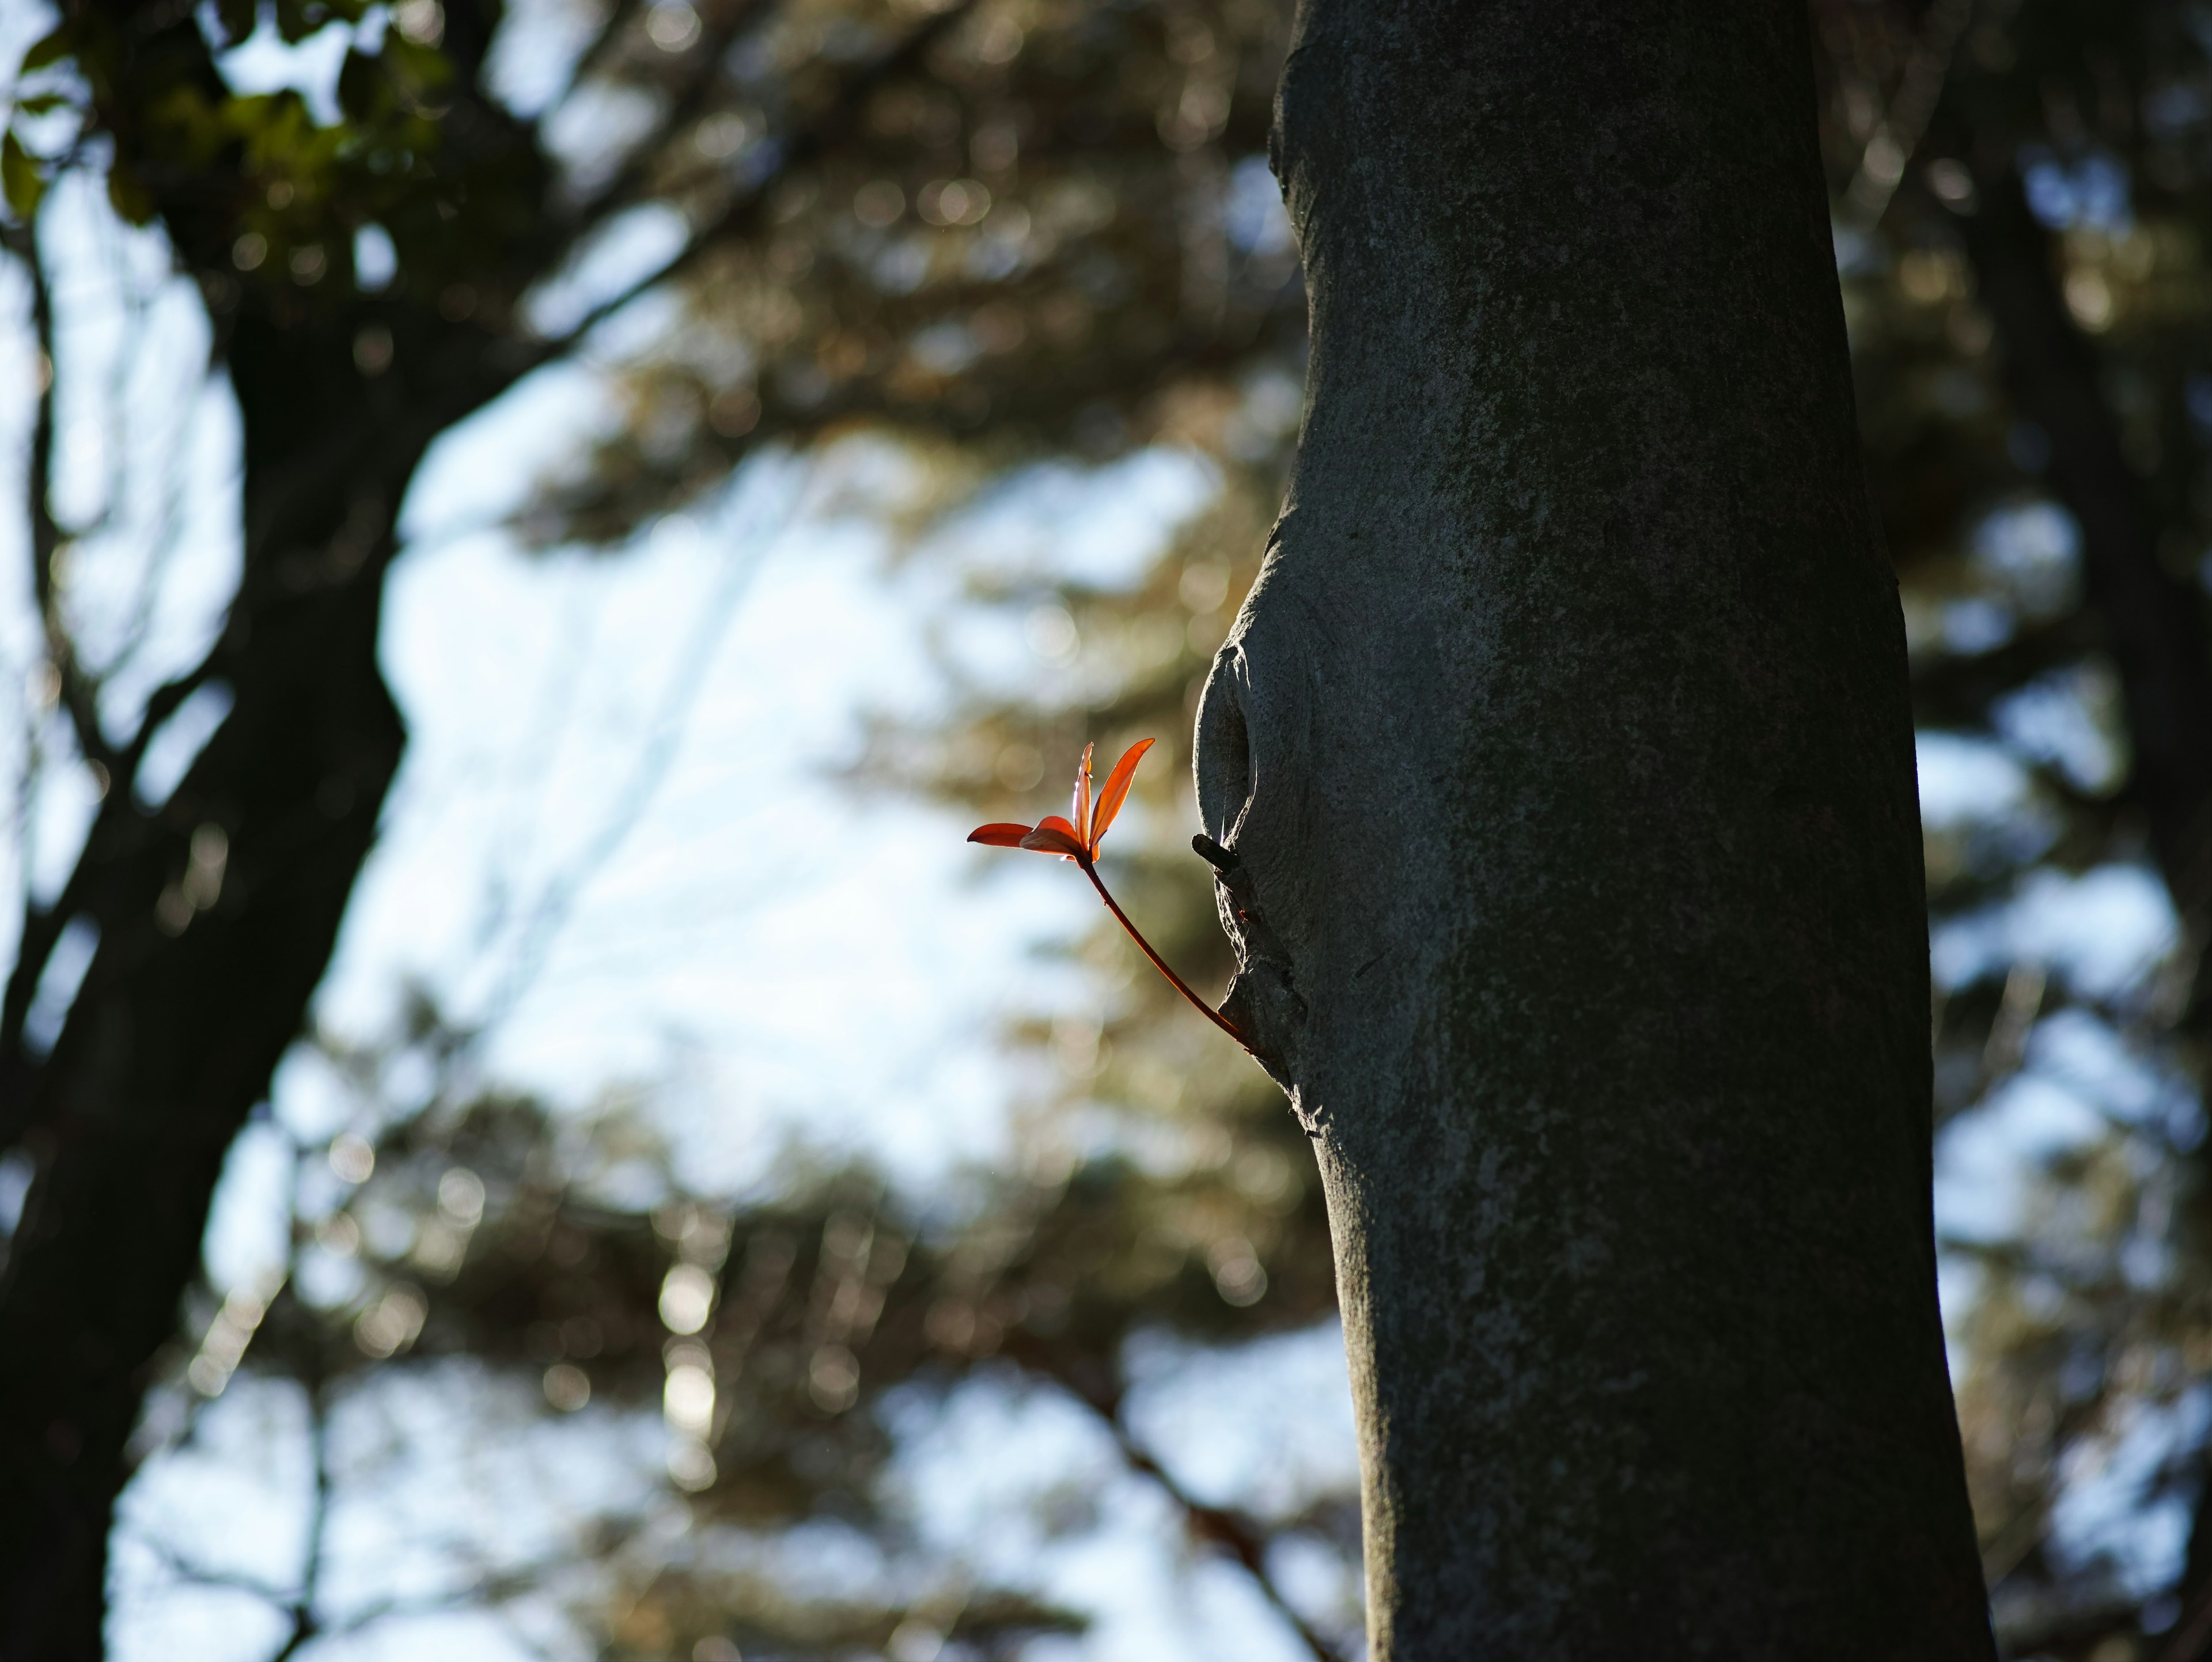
<box><xmin>1196</xmin><ymin>5</ymin><xmax>1995</xmax><ymax>1655</ymax></box>
<box><xmin>0</xmin><ymin>0</ymin><xmax>975</xmax><ymax>1645</ymax></box>
<box><xmin>1950</xmin><ymin>166</ymin><xmax>2212</xmax><ymax>951</ymax></box>
<box><xmin>0</xmin><ymin>312</ymin><xmax>423</xmax><ymax>1662</ymax></box>
<box><xmin>0</xmin><ymin>9</ymin><xmax>525</xmax><ymax>1651</ymax></box>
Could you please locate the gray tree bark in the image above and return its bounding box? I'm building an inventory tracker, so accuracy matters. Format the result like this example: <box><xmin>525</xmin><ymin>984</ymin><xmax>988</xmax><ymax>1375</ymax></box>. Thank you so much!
<box><xmin>1195</xmin><ymin>5</ymin><xmax>1996</xmax><ymax>1657</ymax></box>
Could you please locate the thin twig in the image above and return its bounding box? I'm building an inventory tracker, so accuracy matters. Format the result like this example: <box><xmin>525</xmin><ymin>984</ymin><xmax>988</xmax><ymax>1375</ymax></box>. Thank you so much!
<box><xmin>1077</xmin><ymin>855</ymin><xmax>1248</xmax><ymax>1048</ymax></box>
<box><xmin>271</xmin><ymin>1178</ymin><xmax>334</xmax><ymax>1662</ymax></box>
<box><xmin>461</xmin><ymin>457</ymin><xmax>809</xmax><ymax>1043</ymax></box>
<box><xmin>132</xmin><ymin>1536</ymin><xmax>293</xmax><ymax>1602</ymax></box>
<box><xmin>10</xmin><ymin>217</ymin><xmax>120</xmax><ymax>779</ymax></box>
<box><xmin>1122</xmin><ymin>1438</ymin><xmax>1351</xmax><ymax>1662</ymax></box>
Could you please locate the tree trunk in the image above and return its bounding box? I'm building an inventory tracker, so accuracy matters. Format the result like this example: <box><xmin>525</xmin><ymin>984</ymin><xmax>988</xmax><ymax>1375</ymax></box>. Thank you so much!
<box><xmin>1196</xmin><ymin>5</ymin><xmax>1995</xmax><ymax>1655</ymax></box>
<box><xmin>0</xmin><ymin>0</ymin><xmax>965</xmax><ymax>1641</ymax></box>
<box><xmin>0</xmin><ymin>314</ymin><xmax>419</xmax><ymax>1662</ymax></box>
<box><xmin>0</xmin><ymin>5</ymin><xmax>559</xmax><ymax>1648</ymax></box>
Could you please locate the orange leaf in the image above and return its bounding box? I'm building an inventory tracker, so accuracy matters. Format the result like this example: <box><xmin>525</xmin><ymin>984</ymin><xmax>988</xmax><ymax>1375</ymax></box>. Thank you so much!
<box><xmin>968</xmin><ymin>823</ymin><xmax>1035</xmax><ymax>847</ymax></box>
<box><xmin>1070</xmin><ymin>742</ymin><xmax>1094</xmax><ymax>845</ymax></box>
<box><xmin>1019</xmin><ymin>824</ymin><xmax>1086</xmax><ymax>859</ymax></box>
<box><xmin>1088</xmin><ymin>737</ymin><xmax>1154</xmax><ymax>849</ymax></box>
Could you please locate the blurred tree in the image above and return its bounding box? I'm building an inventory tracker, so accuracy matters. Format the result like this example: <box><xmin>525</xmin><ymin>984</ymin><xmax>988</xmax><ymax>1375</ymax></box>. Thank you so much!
<box><xmin>0</xmin><ymin>0</ymin><xmax>1311</xmax><ymax>1651</ymax></box>
<box><xmin>1817</xmin><ymin>1</ymin><xmax>2212</xmax><ymax>1656</ymax></box>
<box><xmin>104</xmin><ymin>1004</ymin><xmax>1350</xmax><ymax>1661</ymax></box>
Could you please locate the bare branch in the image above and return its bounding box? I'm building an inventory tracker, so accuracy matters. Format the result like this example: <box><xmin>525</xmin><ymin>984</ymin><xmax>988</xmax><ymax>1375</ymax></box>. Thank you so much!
<box><xmin>291</xmin><ymin>1546</ymin><xmax>632</xmax><ymax>1648</ymax></box>
<box><xmin>1107</xmin><ymin>1418</ymin><xmax>1351</xmax><ymax>1662</ymax></box>
<box><xmin>4</xmin><ymin>218</ymin><xmax>120</xmax><ymax>779</ymax></box>
<box><xmin>1022</xmin><ymin>1349</ymin><xmax>1352</xmax><ymax>1662</ymax></box>
<box><xmin>0</xmin><ymin>220</ymin><xmax>101</xmax><ymax>1095</ymax></box>
<box><xmin>267</xmin><ymin>1181</ymin><xmax>334</xmax><ymax>1662</ymax></box>
<box><xmin>130</xmin><ymin>1534</ymin><xmax>295</xmax><ymax>1604</ymax></box>
<box><xmin>457</xmin><ymin>459</ymin><xmax>808</xmax><ymax>1049</ymax></box>
<box><xmin>135</xmin><ymin>1525</ymin><xmax>581</xmax><ymax>1661</ymax></box>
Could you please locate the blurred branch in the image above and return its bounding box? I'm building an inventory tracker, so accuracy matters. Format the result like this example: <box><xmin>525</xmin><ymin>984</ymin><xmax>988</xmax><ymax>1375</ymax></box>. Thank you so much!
<box><xmin>0</xmin><ymin>209</ymin><xmax>251</xmax><ymax>1081</ymax></box>
<box><xmin>271</xmin><ymin>1210</ymin><xmax>334</xmax><ymax>1662</ymax></box>
<box><xmin>1107</xmin><ymin>1419</ymin><xmax>1350</xmax><ymax>1662</ymax></box>
<box><xmin>113</xmin><ymin>655</ymin><xmax>223</xmax><ymax>779</ymax></box>
<box><xmin>518</xmin><ymin>0</ymin><xmax>976</xmax><ymax>369</ymax></box>
<box><xmin>1838</xmin><ymin>0</ymin><xmax>1971</xmax><ymax>226</ymax></box>
<box><xmin>560</xmin><ymin>0</ymin><xmax>652</xmax><ymax>109</ymax></box>
<box><xmin>266</xmin><ymin>1559</ymin><xmax>579</xmax><ymax>1651</ymax></box>
<box><xmin>0</xmin><ymin>219</ymin><xmax>104</xmax><ymax>1093</ymax></box>
<box><xmin>1025</xmin><ymin>1347</ymin><xmax>1350</xmax><ymax>1662</ymax></box>
<box><xmin>559</xmin><ymin>0</ymin><xmax>781</xmax><ymax>251</ymax></box>
<box><xmin>98</xmin><ymin>316</ymin><xmax>210</xmax><ymax>706</ymax></box>
<box><xmin>134</xmin><ymin>1537</ymin><xmax>295</xmax><ymax>1603</ymax></box>
<box><xmin>5</xmin><ymin>219</ymin><xmax>119</xmax><ymax>781</ymax></box>
<box><xmin>457</xmin><ymin>458</ymin><xmax>806</xmax><ymax>1048</ymax></box>
<box><xmin>143</xmin><ymin>1505</ymin><xmax>590</xmax><ymax>1659</ymax></box>
<box><xmin>1945</xmin><ymin>168</ymin><xmax>2212</xmax><ymax>971</ymax></box>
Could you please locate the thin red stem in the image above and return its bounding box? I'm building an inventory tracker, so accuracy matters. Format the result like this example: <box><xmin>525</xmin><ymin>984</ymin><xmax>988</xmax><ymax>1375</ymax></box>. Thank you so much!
<box><xmin>1080</xmin><ymin>857</ymin><xmax>1249</xmax><ymax>1048</ymax></box>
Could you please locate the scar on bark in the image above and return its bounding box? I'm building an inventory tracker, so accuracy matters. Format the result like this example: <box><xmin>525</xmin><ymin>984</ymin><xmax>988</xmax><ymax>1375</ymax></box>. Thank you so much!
<box><xmin>1194</xmin><ymin>641</ymin><xmax>1309</xmax><ymax>1104</ymax></box>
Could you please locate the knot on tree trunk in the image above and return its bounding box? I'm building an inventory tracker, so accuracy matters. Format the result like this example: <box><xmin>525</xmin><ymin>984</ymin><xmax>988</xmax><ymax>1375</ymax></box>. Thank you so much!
<box><xmin>1194</xmin><ymin>626</ymin><xmax>1310</xmax><ymax>1106</ymax></box>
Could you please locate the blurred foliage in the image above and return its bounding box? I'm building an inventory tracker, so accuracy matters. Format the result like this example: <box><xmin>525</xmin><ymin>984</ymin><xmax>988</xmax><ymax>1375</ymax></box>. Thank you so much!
<box><xmin>3</xmin><ymin>0</ymin><xmax>1340</xmax><ymax>1647</ymax></box>
<box><xmin>1815</xmin><ymin>2</ymin><xmax>2212</xmax><ymax>1656</ymax></box>
<box><xmin>5</xmin><ymin>0</ymin><xmax>1303</xmax><ymax>503</ymax></box>
<box><xmin>125</xmin><ymin>983</ymin><xmax>1349</xmax><ymax>1657</ymax></box>
<box><xmin>528</xmin><ymin>0</ymin><xmax>1306</xmax><ymax>540</ymax></box>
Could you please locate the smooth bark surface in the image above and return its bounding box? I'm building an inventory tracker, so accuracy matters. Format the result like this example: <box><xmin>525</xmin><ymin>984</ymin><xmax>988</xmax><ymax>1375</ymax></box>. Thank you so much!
<box><xmin>1196</xmin><ymin>5</ymin><xmax>1995</xmax><ymax>1656</ymax></box>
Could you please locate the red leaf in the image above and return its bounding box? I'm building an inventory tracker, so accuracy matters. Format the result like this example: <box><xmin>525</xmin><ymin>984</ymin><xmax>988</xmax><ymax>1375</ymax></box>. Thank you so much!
<box><xmin>1088</xmin><ymin>737</ymin><xmax>1154</xmax><ymax>849</ymax></box>
<box><xmin>1070</xmin><ymin>743</ymin><xmax>1094</xmax><ymax>845</ymax></box>
<box><xmin>968</xmin><ymin>823</ymin><xmax>1035</xmax><ymax>847</ymax></box>
<box><xmin>1019</xmin><ymin>824</ymin><xmax>1087</xmax><ymax>858</ymax></box>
